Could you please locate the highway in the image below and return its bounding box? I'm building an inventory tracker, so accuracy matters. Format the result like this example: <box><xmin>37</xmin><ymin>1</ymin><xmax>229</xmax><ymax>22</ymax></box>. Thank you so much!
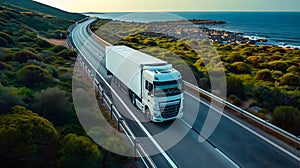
<box><xmin>70</xmin><ymin>18</ymin><xmax>300</xmax><ymax>167</ymax></box>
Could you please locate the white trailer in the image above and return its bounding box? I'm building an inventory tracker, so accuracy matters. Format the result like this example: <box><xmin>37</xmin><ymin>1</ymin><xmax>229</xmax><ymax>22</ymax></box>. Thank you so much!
<box><xmin>106</xmin><ymin>45</ymin><xmax>183</xmax><ymax>122</ymax></box>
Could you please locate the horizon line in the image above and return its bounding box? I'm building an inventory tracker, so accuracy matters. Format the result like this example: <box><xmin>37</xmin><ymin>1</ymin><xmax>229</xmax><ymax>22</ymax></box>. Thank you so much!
<box><xmin>82</xmin><ymin>10</ymin><xmax>300</xmax><ymax>13</ymax></box>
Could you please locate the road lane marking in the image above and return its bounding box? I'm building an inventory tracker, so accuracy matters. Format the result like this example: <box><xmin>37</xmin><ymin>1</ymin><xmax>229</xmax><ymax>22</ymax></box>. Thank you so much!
<box><xmin>184</xmin><ymin>91</ymin><xmax>300</xmax><ymax>162</ymax></box>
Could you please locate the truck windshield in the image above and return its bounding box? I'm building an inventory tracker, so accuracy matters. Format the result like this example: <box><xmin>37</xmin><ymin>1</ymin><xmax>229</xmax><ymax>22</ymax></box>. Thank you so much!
<box><xmin>153</xmin><ymin>80</ymin><xmax>182</xmax><ymax>97</ymax></box>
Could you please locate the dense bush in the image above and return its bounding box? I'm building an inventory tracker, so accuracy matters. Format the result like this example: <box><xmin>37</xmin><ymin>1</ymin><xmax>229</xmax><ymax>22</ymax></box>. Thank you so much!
<box><xmin>226</xmin><ymin>76</ymin><xmax>245</xmax><ymax>99</ymax></box>
<box><xmin>36</xmin><ymin>38</ymin><xmax>52</xmax><ymax>48</ymax></box>
<box><xmin>272</xmin><ymin>106</ymin><xmax>300</xmax><ymax>134</ymax></box>
<box><xmin>50</xmin><ymin>45</ymin><xmax>67</xmax><ymax>53</ymax></box>
<box><xmin>246</xmin><ymin>56</ymin><xmax>262</xmax><ymax>65</ymax></box>
<box><xmin>255</xmin><ymin>69</ymin><xmax>273</xmax><ymax>81</ymax></box>
<box><xmin>0</xmin><ymin>32</ymin><xmax>15</xmax><ymax>45</ymax></box>
<box><xmin>230</xmin><ymin>62</ymin><xmax>251</xmax><ymax>74</ymax></box>
<box><xmin>17</xmin><ymin>35</ymin><xmax>35</xmax><ymax>42</ymax></box>
<box><xmin>280</xmin><ymin>73</ymin><xmax>300</xmax><ymax>86</ymax></box>
<box><xmin>0</xmin><ymin>87</ymin><xmax>24</xmax><ymax>114</ymax></box>
<box><xmin>18</xmin><ymin>64</ymin><xmax>53</xmax><ymax>87</ymax></box>
<box><xmin>267</xmin><ymin>61</ymin><xmax>289</xmax><ymax>72</ymax></box>
<box><xmin>0</xmin><ymin>37</ymin><xmax>8</xmax><ymax>47</ymax></box>
<box><xmin>59</xmin><ymin>133</ymin><xmax>101</xmax><ymax>168</ymax></box>
<box><xmin>227</xmin><ymin>52</ymin><xmax>243</xmax><ymax>62</ymax></box>
<box><xmin>32</xmin><ymin>87</ymin><xmax>72</xmax><ymax>125</ymax></box>
<box><xmin>11</xmin><ymin>50</ymin><xmax>42</xmax><ymax>63</ymax></box>
<box><xmin>0</xmin><ymin>106</ymin><xmax>58</xmax><ymax>167</ymax></box>
<box><xmin>56</xmin><ymin>49</ymin><xmax>77</xmax><ymax>60</ymax></box>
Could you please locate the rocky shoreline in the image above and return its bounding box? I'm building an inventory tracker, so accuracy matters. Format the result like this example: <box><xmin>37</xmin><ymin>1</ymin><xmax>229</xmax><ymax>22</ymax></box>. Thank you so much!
<box><xmin>200</xmin><ymin>27</ymin><xmax>268</xmax><ymax>45</ymax></box>
<box><xmin>146</xmin><ymin>19</ymin><xmax>270</xmax><ymax>45</ymax></box>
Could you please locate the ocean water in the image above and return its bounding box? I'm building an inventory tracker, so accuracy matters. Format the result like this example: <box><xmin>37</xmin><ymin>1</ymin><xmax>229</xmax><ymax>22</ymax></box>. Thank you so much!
<box><xmin>85</xmin><ymin>12</ymin><xmax>300</xmax><ymax>47</ymax></box>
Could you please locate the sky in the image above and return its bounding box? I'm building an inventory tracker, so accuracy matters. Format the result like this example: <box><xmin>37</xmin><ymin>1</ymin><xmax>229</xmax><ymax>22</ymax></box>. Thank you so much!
<box><xmin>34</xmin><ymin>0</ymin><xmax>300</xmax><ymax>12</ymax></box>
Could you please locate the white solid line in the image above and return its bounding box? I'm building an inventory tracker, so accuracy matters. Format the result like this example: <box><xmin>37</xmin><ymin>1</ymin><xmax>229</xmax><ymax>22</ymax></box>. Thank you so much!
<box><xmin>184</xmin><ymin>91</ymin><xmax>300</xmax><ymax>162</ymax></box>
<box><xmin>215</xmin><ymin>148</ymin><xmax>240</xmax><ymax>168</ymax></box>
<box><xmin>72</xmin><ymin>21</ymin><xmax>178</xmax><ymax>168</ymax></box>
<box><xmin>179</xmin><ymin>118</ymin><xmax>192</xmax><ymax>129</ymax></box>
<box><xmin>180</xmin><ymin>113</ymin><xmax>239</xmax><ymax>167</ymax></box>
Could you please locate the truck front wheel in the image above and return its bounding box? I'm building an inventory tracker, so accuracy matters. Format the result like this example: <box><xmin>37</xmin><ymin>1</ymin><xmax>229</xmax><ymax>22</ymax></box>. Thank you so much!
<box><xmin>145</xmin><ymin>108</ymin><xmax>151</xmax><ymax>121</ymax></box>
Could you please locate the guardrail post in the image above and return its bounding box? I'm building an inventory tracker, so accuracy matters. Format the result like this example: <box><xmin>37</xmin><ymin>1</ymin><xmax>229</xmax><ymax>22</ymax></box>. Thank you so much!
<box><xmin>118</xmin><ymin>118</ymin><xmax>124</xmax><ymax>132</ymax></box>
<box><xmin>110</xmin><ymin>103</ymin><xmax>113</xmax><ymax>119</ymax></box>
<box><xmin>101</xmin><ymin>90</ymin><xmax>104</xmax><ymax>103</ymax></box>
<box><xmin>134</xmin><ymin>139</ymin><xmax>138</xmax><ymax>161</ymax></box>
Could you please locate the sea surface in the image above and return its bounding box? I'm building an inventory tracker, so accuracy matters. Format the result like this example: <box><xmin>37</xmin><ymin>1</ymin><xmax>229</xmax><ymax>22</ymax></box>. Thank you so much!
<box><xmin>85</xmin><ymin>12</ymin><xmax>300</xmax><ymax>47</ymax></box>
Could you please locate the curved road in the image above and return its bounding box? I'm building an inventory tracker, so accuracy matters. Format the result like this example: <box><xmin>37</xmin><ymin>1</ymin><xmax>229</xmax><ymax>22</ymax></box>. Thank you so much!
<box><xmin>70</xmin><ymin>18</ymin><xmax>300</xmax><ymax>168</ymax></box>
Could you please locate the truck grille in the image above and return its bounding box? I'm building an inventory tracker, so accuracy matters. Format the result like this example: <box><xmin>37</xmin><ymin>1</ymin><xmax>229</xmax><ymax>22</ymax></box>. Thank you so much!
<box><xmin>159</xmin><ymin>100</ymin><xmax>180</xmax><ymax>118</ymax></box>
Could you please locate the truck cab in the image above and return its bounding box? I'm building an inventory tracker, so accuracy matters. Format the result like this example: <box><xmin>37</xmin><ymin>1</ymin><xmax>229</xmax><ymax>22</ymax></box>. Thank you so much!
<box><xmin>140</xmin><ymin>65</ymin><xmax>184</xmax><ymax>122</ymax></box>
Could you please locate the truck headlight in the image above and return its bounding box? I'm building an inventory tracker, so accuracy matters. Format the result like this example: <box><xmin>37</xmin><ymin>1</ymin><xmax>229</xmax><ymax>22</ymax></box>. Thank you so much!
<box><xmin>154</xmin><ymin>113</ymin><xmax>160</xmax><ymax>118</ymax></box>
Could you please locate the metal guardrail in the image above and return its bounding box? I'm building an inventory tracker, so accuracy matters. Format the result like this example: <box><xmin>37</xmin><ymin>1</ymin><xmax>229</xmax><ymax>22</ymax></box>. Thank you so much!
<box><xmin>183</xmin><ymin>81</ymin><xmax>300</xmax><ymax>149</ymax></box>
<box><xmin>67</xmin><ymin>23</ymin><xmax>157</xmax><ymax>168</ymax></box>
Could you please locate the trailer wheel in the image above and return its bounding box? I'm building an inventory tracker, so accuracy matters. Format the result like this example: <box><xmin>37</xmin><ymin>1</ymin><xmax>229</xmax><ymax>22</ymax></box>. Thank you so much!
<box><xmin>131</xmin><ymin>93</ymin><xmax>136</xmax><ymax>106</ymax></box>
<box><xmin>145</xmin><ymin>108</ymin><xmax>151</xmax><ymax>121</ymax></box>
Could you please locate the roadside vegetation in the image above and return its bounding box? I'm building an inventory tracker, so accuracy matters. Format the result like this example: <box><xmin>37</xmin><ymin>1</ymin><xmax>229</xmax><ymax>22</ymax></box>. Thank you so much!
<box><xmin>91</xmin><ymin>19</ymin><xmax>300</xmax><ymax>135</ymax></box>
<box><xmin>0</xmin><ymin>3</ymin><xmax>134</xmax><ymax>168</ymax></box>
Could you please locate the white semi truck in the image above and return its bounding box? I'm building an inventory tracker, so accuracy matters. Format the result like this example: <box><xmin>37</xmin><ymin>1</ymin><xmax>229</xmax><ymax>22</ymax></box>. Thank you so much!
<box><xmin>105</xmin><ymin>45</ymin><xmax>183</xmax><ymax>122</ymax></box>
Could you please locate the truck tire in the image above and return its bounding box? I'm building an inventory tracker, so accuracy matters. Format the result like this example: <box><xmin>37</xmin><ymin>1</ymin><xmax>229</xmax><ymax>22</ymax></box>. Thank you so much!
<box><xmin>145</xmin><ymin>108</ymin><xmax>151</xmax><ymax>121</ymax></box>
<box><xmin>131</xmin><ymin>93</ymin><xmax>136</xmax><ymax>106</ymax></box>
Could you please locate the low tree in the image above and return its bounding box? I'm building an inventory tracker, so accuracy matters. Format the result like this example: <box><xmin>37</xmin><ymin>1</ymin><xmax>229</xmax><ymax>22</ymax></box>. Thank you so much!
<box><xmin>0</xmin><ymin>106</ymin><xmax>58</xmax><ymax>167</ymax></box>
<box><xmin>272</xmin><ymin>106</ymin><xmax>300</xmax><ymax>134</ymax></box>
<box><xmin>0</xmin><ymin>87</ymin><xmax>24</xmax><ymax>114</ymax></box>
<box><xmin>32</xmin><ymin>87</ymin><xmax>72</xmax><ymax>125</ymax></box>
<box><xmin>59</xmin><ymin>133</ymin><xmax>101</xmax><ymax>168</ymax></box>
<box><xmin>226</xmin><ymin>76</ymin><xmax>245</xmax><ymax>100</ymax></box>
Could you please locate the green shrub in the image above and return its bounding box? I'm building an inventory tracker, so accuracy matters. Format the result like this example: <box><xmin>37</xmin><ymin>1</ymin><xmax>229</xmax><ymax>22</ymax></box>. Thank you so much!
<box><xmin>0</xmin><ymin>87</ymin><xmax>24</xmax><ymax>114</ymax></box>
<box><xmin>230</xmin><ymin>62</ymin><xmax>251</xmax><ymax>74</ymax></box>
<box><xmin>0</xmin><ymin>37</ymin><xmax>8</xmax><ymax>47</ymax></box>
<box><xmin>18</xmin><ymin>65</ymin><xmax>53</xmax><ymax>87</ymax></box>
<box><xmin>32</xmin><ymin>87</ymin><xmax>72</xmax><ymax>125</ymax></box>
<box><xmin>227</xmin><ymin>52</ymin><xmax>244</xmax><ymax>62</ymax></box>
<box><xmin>226</xmin><ymin>76</ymin><xmax>245</xmax><ymax>99</ymax></box>
<box><xmin>272</xmin><ymin>106</ymin><xmax>300</xmax><ymax>134</ymax></box>
<box><xmin>11</xmin><ymin>50</ymin><xmax>42</xmax><ymax>63</ymax></box>
<box><xmin>268</xmin><ymin>61</ymin><xmax>289</xmax><ymax>72</ymax></box>
<box><xmin>144</xmin><ymin>39</ymin><xmax>157</xmax><ymax>46</ymax></box>
<box><xmin>228</xmin><ymin>94</ymin><xmax>242</xmax><ymax>106</ymax></box>
<box><xmin>36</xmin><ymin>38</ymin><xmax>52</xmax><ymax>48</ymax></box>
<box><xmin>17</xmin><ymin>35</ymin><xmax>35</xmax><ymax>42</ymax></box>
<box><xmin>287</xmin><ymin>66</ymin><xmax>300</xmax><ymax>75</ymax></box>
<box><xmin>59</xmin><ymin>134</ymin><xmax>101</xmax><ymax>168</ymax></box>
<box><xmin>50</xmin><ymin>45</ymin><xmax>67</xmax><ymax>53</ymax></box>
<box><xmin>272</xmin><ymin>70</ymin><xmax>283</xmax><ymax>78</ymax></box>
<box><xmin>56</xmin><ymin>49</ymin><xmax>77</xmax><ymax>60</ymax></box>
<box><xmin>255</xmin><ymin>69</ymin><xmax>273</xmax><ymax>81</ymax></box>
<box><xmin>246</xmin><ymin>56</ymin><xmax>262</xmax><ymax>65</ymax></box>
<box><xmin>0</xmin><ymin>106</ymin><xmax>58</xmax><ymax>166</ymax></box>
<box><xmin>280</xmin><ymin>73</ymin><xmax>300</xmax><ymax>86</ymax></box>
<box><xmin>0</xmin><ymin>32</ymin><xmax>14</xmax><ymax>45</ymax></box>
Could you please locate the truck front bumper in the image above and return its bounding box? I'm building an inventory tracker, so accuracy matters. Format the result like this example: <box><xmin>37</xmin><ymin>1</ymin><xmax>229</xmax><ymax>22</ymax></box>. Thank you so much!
<box><xmin>151</xmin><ymin>109</ymin><xmax>183</xmax><ymax>122</ymax></box>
